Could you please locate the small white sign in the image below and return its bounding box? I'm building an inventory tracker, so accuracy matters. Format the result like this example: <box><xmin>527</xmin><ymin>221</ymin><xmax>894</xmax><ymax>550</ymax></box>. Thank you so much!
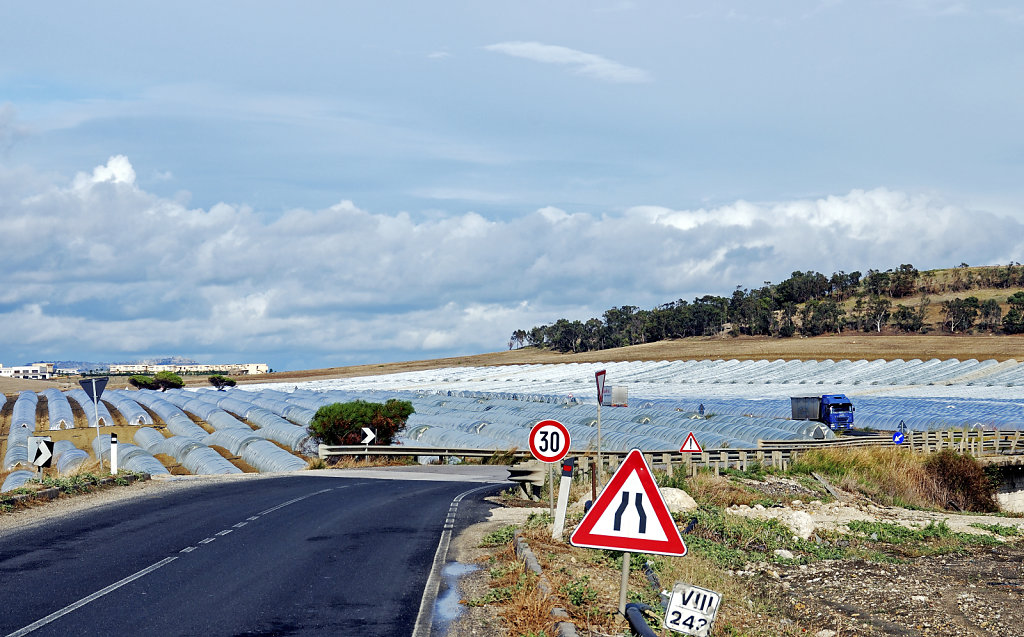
<box><xmin>664</xmin><ymin>582</ymin><xmax>721</xmax><ymax>636</ymax></box>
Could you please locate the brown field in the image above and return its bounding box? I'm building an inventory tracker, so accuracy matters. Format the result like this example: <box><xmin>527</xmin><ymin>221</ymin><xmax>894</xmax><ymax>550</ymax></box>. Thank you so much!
<box><xmin>186</xmin><ymin>333</ymin><xmax>1024</xmax><ymax>385</ymax></box>
<box><xmin>2</xmin><ymin>333</ymin><xmax>1022</xmax><ymax>396</ymax></box>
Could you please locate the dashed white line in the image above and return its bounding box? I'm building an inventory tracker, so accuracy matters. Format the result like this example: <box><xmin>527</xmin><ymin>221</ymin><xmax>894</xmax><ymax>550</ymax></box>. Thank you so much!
<box><xmin>4</xmin><ymin>557</ymin><xmax>178</xmax><ymax>637</ymax></box>
<box><xmin>179</xmin><ymin>547</ymin><xmax>196</xmax><ymax>553</ymax></box>
<box><xmin>233</xmin><ymin>522</ymin><xmax>247</xmax><ymax>528</ymax></box>
<box><xmin>216</xmin><ymin>530</ymin><xmax>232</xmax><ymax>536</ymax></box>
<box><xmin>199</xmin><ymin>537</ymin><xmax>215</xmax><ymax>545</ymax></box>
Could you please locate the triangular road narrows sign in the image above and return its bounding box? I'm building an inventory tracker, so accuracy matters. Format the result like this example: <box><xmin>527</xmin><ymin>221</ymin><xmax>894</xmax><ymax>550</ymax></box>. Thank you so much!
<box><xmin>680</xmin><ymin>432</ymin><xmax>703</xmax><ymax>453</ymax></box>
<box><xmin>570</xmin><ymin>449</ymin><xmax>686</xmax><ymax>556</ymax></box>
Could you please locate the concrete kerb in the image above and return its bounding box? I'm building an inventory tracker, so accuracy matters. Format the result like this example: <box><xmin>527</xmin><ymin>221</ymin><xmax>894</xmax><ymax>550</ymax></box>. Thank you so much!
<box><xmin>1</xmin><ymin>473</ymin><xmax>151</xmax><ymax>508</ymax></box>
<box><xmin>512</xmin><ymin>530</ymin><xmax>579</xmax><ymax>637</ymax></box>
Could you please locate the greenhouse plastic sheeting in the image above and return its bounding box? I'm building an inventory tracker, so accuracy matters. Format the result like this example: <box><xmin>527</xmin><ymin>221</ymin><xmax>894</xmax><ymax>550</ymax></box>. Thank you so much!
<box><xmin>187</xmin><ymin>391</ymin><xmax>311</xmax><ymax>451</ymax></box>
<box><xmin>66</xmin><ymin>388</ymin><xmax>114</xmax><ymax>427</ymax></box>
<box><xmin>125</xmin><ymin>391</ymin><xmax>208</xmax><ymax>440</ymax></box>
<box><xmin>240</xmin><ymin>440</ymin><xmax>307</xmax><ymax>472</ymax></box>
<box><xmin>12</xmin><ymin>391</ymin><xmax>38</xmax><ymax>429</ymax></box>
<box><xmin>133</xmin><ymin>427</ymin><xmax>240</xmax><ymax>475</ymax></box>
<box><xmin>2</xmin><ymin>470</ymin><xmax>35</xmax><ymax>493</ymax></box>
<box><xmin>91</xmin><ymin>435</ymin><xmax>169</xmax><ymax>475</ymax></box>
<box><xmin>44</xmin><ymin>388</ymin><xmax>74</xmax><ymax>430</ymax></box>
<box><xmin>103</xmin><ymin>392</ymin><xmax>154</xmax><ymax>426</ymax></box>
<box><xmin>53</xmin><ymin>440</ymin><xmax>89</xmax><ymax>475</ymax></box>
<box><xmin>4</xmin><ymin>392</ymin><xmax>38</xmax><ymax>469</ymax></box>
<box><xmin>203</xmin><ymin>430</ymin><xmax>263</xmax><ymax>456</ymax></box>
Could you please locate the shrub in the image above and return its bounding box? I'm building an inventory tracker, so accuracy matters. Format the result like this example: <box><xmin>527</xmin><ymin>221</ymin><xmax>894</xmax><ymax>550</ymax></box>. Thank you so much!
<box><xmin>308</xmin><ymin>399</ymin><xmax>414</xmax><ymax>446</ymax></box>
<box><xmin>923</xmin><ymin>449</ymin><xmax>998</xmax><ymax>513</ymax></box>
<box><xmin>128</xmin><ymin>375</ymin><xmax>158</xmax><ymax>390</ymax></box>
<box><xmin>154</xmin><ymin>371</ymin><xmax>184</xmax><ymax>391</ymax></box>
<box><xmin>208</xmin><ymin>374</ymin><xmax>236</xmax><ymax>390</ymax></box>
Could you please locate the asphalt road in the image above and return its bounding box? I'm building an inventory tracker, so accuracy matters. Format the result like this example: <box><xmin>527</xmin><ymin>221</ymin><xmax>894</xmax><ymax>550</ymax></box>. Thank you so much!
<box><xmin>0</xmin><ymin>469</ymin><xmax>508</xmax><ymax>636</ymax></box>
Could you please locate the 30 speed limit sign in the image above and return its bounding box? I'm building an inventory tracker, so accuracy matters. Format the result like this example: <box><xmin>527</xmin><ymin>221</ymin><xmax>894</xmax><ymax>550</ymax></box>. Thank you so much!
<box><xmin>529</xmin><ymin>420</ymin><xmax>571</xmax><ymax>463</ymax></box>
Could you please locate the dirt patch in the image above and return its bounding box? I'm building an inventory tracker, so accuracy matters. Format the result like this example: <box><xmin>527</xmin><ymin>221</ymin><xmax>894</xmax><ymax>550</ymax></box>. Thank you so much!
<box><xmin>765</xmin><ymin>548</ymin><xmax>1024</xmax><ymax>636</ymax></box>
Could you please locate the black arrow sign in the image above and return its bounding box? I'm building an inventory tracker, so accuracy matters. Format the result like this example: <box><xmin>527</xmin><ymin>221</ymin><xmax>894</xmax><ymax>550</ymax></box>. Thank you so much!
<box><xmin>33</xmin><ymin>440</ymin><xmax>54</xmax><ymax>468</ymax></box>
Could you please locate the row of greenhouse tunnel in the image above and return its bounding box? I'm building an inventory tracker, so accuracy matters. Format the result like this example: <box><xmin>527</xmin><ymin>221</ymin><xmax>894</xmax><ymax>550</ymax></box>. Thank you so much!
<box><xmin>5</xmin><ymin>358</ymin><xmax>1024</xmax><ymax>493</ymax></box>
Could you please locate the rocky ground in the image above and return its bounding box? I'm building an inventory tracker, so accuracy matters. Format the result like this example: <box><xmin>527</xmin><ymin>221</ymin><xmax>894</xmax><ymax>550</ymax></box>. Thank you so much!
<box><xmin>443</xmin><ymin>477</ymin><xmax>1024</xmax><ymax>637</ymax></box>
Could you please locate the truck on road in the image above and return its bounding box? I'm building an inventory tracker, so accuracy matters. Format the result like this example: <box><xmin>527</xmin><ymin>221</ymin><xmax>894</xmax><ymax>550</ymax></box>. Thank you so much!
<box><xmin>791</xmin><ymin>394</ymin><xmax>855</xmax><ymax>430</ymax></box>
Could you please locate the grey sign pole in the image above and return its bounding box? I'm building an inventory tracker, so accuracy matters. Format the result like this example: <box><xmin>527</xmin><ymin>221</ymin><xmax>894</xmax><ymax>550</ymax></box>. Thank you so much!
<box><xmin>92</xmin><ymin>379</ymin><xmax>102</xmax><ymax>470</ymax></box>
<box><xmin>80</xmin><ymin>377</ymin><xmax>109</xmax><ymax>470</ymax></box>
<box><xmin>595</xmin><ymin>370</ymin><xmax>606</xmax><ymax>489</ymax></box>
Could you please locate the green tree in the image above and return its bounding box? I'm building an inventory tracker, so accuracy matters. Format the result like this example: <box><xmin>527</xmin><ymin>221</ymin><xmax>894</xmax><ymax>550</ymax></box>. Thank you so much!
<box><xmin>1002</xmin><ymin>291</ymin><xmax>1024</xmax><ymax>334</ymax></box>
<box><xmin>978</xmin><ymin>298</ymin><xmax>1002</xmax><ymax>331</ymax></box>
<box><xmin>208</xmin><ymin>374</ymin><xmax>237</xmax><ymax>390</ymax></box>
<box><xmin>865</xmin><ymin>295</ymin><xmax>892</xmax><ymax>332</ymax></box>
<box><xmin>128</xmin><ymin>375</ymin><xmax>158</xmax><ymax>390</ymax></box>
<box><xmin>892</xmin><ymin>304</ymin><xmax>924</xmax><ymax>332</ymax></box>
<box><xmin>942</xmin><ymin>297</ymin><xmax>980</xmax><ymax>333</ymax></box>
<box><xmin>154</xmin><ymin>371</ymin><xmax>185</xmax><ymax>391</ymax></box>
<box><xmin>308</xmin><ymin>399</ymin><xmax>414</xmax><ymax>446</ymax></box>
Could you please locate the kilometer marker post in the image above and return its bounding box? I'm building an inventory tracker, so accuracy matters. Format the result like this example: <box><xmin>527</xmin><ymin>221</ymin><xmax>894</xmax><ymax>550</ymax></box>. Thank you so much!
<box><xmin>552</xmin><ymin>458</ymin><xmax>576</xmax><ymax>541</ymax></box>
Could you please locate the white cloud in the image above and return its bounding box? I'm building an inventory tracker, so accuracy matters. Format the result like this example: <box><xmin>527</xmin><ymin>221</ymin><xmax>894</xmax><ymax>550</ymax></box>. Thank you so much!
<box><xmin>1</xmin><ymin>156</ymin><xmax>1022</xmax><ymax>368</ymax></box>
<box><xmin>485</xmin><ymin>41</ymin><xmax>652</xmax><ymax>83</ymax></box>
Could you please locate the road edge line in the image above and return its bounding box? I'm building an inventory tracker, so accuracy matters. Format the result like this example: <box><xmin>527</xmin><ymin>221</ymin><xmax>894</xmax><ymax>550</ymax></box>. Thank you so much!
<box><xmin>411</xmin><ymin>483</ymin><xmax>499</xmax><ymax>637</ymax></box>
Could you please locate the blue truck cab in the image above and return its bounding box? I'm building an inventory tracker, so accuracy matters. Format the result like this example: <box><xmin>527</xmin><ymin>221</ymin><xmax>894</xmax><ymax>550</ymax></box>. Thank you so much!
<box><xmin>791</xmin><ymin>394</ymin><xmax>855</xmax><ymax>430</ymax></box>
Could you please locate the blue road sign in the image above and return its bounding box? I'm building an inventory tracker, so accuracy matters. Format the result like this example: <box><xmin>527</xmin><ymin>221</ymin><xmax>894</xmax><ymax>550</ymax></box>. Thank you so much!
<box><xmin>893</xmin><ymin>431</ymin><xmax>905</xmax><ymax>445</ymax></box>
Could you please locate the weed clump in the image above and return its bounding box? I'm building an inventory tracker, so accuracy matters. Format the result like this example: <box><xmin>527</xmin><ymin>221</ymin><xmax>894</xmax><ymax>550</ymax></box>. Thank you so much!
<box><xmin>923</xmin><ymin>449</ymin><xmax>998</xmax><ymax>513</ymax></box>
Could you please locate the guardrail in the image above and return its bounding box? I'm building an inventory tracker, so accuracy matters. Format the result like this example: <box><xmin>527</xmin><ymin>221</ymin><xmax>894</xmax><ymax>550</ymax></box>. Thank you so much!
<box><xmin>319</xmin><ymin>428</ymin><xmax>1024</xmax><ymax>474</ymax></box>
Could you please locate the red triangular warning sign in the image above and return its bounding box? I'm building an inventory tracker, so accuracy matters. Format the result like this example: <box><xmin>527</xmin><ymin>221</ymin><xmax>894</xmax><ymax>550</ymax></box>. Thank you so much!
<box><xmin>570</xmin><ymin>449</ymin><xmax>687</xmax><ymax>556</ymax></box>
<box><xmin>679</xmin><ymin>432</ymin><xmax>702</xmax><ymax>453</ymax></box>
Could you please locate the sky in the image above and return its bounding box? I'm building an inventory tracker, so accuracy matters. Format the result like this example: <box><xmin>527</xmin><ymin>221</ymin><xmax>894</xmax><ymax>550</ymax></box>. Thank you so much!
<box><xmin>1</xmin><ymin>1</ymin><xmax>1023</xmax><ymax>371</ymax></box>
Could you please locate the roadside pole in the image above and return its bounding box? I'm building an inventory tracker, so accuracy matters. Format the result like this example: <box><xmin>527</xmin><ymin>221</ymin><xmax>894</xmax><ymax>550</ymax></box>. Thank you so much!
<box><xmin>91</xmin><ymin>379</ymin><xmax>102</xmax><ymax>470</ymax></box>
<box><xmin>552</xmin><ymin>458</ymin><xmax>575</xmax><ymax>541</ymax></box>
<box><xmin>548</xmin><ymin>464</ymin><xmax>554</xmax><ymax>518</ymax></box>
<box><xmin>595</xmin><ymin>370</ymin><xmax>606</xmax><ymax>489</ymax></box>
<box><xmin>80</xmin><ymin>377</ymin><xmax>109</xmax><ymax>471</ymax></box>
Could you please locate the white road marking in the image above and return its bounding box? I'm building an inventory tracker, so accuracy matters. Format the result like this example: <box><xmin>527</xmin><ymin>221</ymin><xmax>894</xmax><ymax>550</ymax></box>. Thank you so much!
<box><xmin>4</xmin><ymin>557</ymin><xmax>178</xmax><ymax>637</ymax></box>
<box><xmin>5</xmin><ymin>486</ymin><xmax>342</xmax><ymax>636</ymax></box>
<box><xmin>411</xmin><ymin>484</ymin><xmax>496</xmax><ymax>637</ymax></box>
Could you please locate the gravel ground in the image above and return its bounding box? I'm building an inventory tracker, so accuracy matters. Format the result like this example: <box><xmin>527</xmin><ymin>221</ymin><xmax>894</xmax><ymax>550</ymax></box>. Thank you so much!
<box><xmin>762</xmin><ymin>547</ymin><xmax>1024</xmax><ymax>636</ymax></box>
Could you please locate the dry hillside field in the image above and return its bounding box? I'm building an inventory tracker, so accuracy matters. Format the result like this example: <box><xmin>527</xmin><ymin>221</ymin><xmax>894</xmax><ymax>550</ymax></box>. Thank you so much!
<box><xmin>227</xmin><ymin>333</ymin><xmax>1024</xmax><ymax>384</ymax></box>
<box><xmin>4</xmin><ymin>334</ymin><xmax>1023</xmax><ymax>396</ymax></box>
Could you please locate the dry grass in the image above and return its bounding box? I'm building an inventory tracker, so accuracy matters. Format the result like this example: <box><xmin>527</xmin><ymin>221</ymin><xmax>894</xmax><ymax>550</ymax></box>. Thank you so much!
<box><xmin>672</xmin><ymin>471</ymin><xmax>769</xmax><ymax>508</ymax></box>
<box><xmin>481</xmin><ymin>543</ymin><xmax>561</xmax><ymax>636</ymax></box>
<box><xmin>792</xmin><ymin>447</ymin><xmax>943</xmax><ymax>509</ymax></box>
<box><xmin>508</xmin><ymin>519</ymin><xmax>812</xmax><ymax>636</ymax></box>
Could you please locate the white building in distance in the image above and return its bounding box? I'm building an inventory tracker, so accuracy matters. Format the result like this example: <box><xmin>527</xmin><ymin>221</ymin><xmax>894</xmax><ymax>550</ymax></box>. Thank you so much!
<box><xmin>108</xmin><ymin>363</ymin><xmax>269</xmax><ymax>375</ymax></box>
<box><xmin>0</xmin><ymin>363</ymin><xmax>55</xmax><ymax>380</ymax></box>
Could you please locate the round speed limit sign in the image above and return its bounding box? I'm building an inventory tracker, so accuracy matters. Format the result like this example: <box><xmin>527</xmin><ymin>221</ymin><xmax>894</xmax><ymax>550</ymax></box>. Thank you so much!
<box><xmin>529</xmin><ymin>420</ymin><xmax>571</xmax><ymax>463</ymax></box>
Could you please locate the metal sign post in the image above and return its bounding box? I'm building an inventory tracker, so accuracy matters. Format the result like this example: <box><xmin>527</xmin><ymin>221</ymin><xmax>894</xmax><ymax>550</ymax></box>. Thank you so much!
<box><xmin>80</xmin><ymin>377</ymin><xmax>109</xmax><ymax>470</ymax></box>
<box><xmin>595</xmin><ymin>370</ymin><xmax>606</xmax><ymax>488</ymax></box>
